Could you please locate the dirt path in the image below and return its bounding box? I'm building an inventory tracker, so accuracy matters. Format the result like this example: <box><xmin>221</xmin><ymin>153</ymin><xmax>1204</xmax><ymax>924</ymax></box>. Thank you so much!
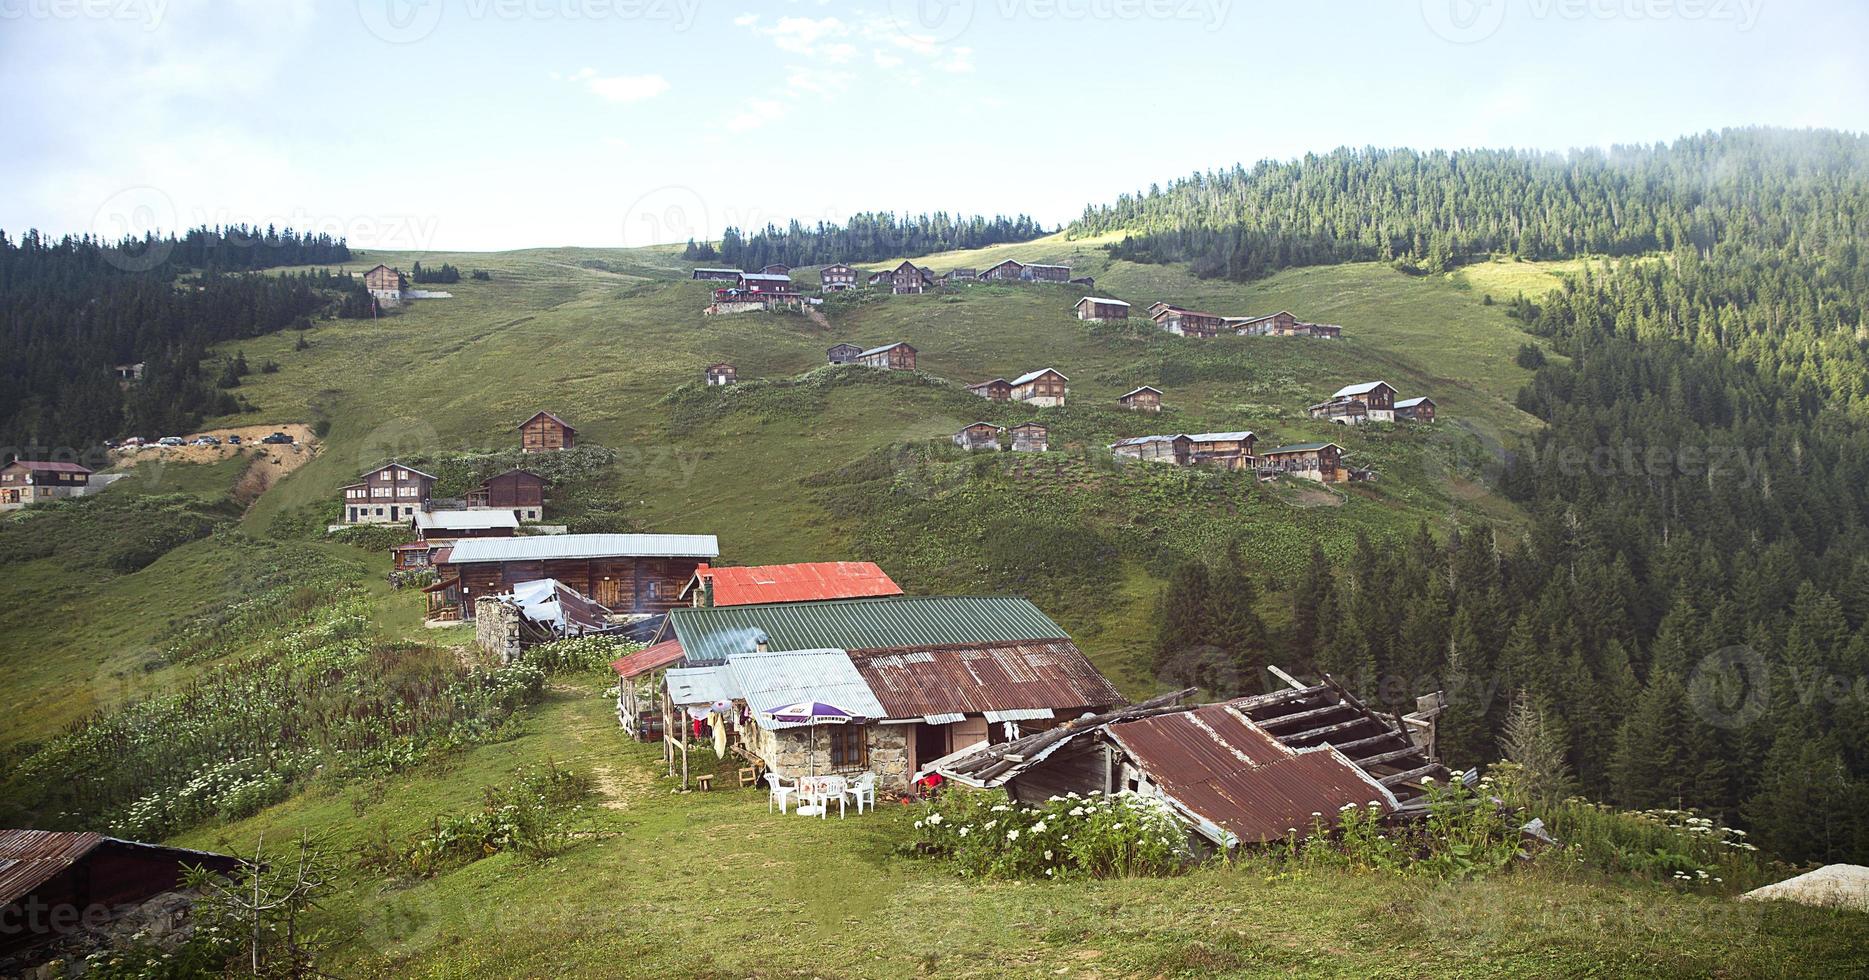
<box><xmin>804</xmin><ymin>306</ymin><xmax>832</xmax><ymax>330</ymax></box>
<box><xmin>552</xmin><ymin>681</ymin><xmax>652</xmax><ymax>810</ymax></box>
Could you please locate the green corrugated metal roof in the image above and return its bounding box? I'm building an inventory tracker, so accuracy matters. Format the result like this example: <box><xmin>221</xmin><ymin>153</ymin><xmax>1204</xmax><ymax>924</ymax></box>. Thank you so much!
<box><xmin>1260</xmin><ymin>442</ymin><xmax>1340</xmax><ymax>455</ymax></box>
<box><xmin>667</xmin><ymin>595</ymin><xmax>1070</xmax><ymax>666</ymax></box>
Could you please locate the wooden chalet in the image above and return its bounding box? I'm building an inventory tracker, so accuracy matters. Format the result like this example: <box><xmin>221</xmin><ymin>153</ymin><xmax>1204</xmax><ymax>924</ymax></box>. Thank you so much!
<box><xmin>362</xmin><ymin>263</ymin><xmax>408</xmax><ymax>306</ymax></box>
<box><xmin>682</xmin><ymin>561</ymin><xmax>903</xmax><ymax>608</ymax></box>
<box><xmin>819</xmin><ymin>264</ymin><xmax>859</xmax><ymax>292</ymax></box>
<box><xmin>1226</xmin><ymin>311</ymin><xmax>1343</xmax><ymax>339</ymax></box>
<box><xmin>978</xmin><ymin>259</ymin><xmax>1024</xmax><ymax>281</ymax></box>
<box><xmin>1395</xmin><ymin>396</ymin><xmax>1436</xmax><ymax>422</ymax></box>
<box><xmin>1009</xmin><ymin>368</ymin><xmax>1067</xmax><ymax>407</ymax></box>
<box><xmin>953</xmin><ymin>422</ymin><xmax>1004</xmax><ymax>451</ymax></box>
<box><xmin>1022</xmin><ymin>263</ymin><xmax>1071</xmax><ymax>282</ymax></box>
<box><xmin>885</xmin><ymin>260</ymin><xmax>933</xmax><ymax>294</ymax></box>
<box><xmin>1009</xmin><ymin>422</ymin><xmax>1049</xmax><ymax>453</ymax></box>
<box><xmin>1110</xmin><ymin>434</ymin><xmax>1192</xmax><ymax>466</ymax></box>
<box><xmin>856</xmin><ymin>342</ymin><xmax>916</xmax><ymax>371</ymax></box>
<box><xmin>827</xmin><ymin>342</ymin><xmax>863</xmax><ymax>364</ymax></box>
<box><xmin>1151</xmin><ymin>306</ymin><xmax>1225</xmax><ymax>339</ymax></box>
<box><xmin>705</xmin><ymin>362</ymin><xmax>737</xmax><ymax>386</ymax></box>
<box><xmin>429</xmin><ymin>533</ymin><xmax>719</xmax><ymax>621</ymax></box>
<box><xmin>760</xmin><ymin>264</ymin><xmax>791</xmax><ymax>275</ymax></box>
<box><xmin>0</xmin><ymin>460</ymin><xmax>91</xmax><ymax>510</ymax></box>
<box><xmin>466</xmin><ymin>468</ymin><xmax>548</xmax><ymax>522</ymax></box>
<box><xmin>412</xmin><ymin>508</ymin><xmax>520</xmax><ymax>543</ymax></box>
<box><xmin>943</xmin><ymin>268</ymin><xmax>977</xmax><ymax>284</ymax></box>
<box><xmin>1118</xmin><ymin>385</ymin><xmax>1164</xmax><ymax>413</ymax></box>
<box><xmin>1309</xmin><ymin>398</ymin><xmax>1369</xmax><ymax>424</ymax></box>
<box><xmin>340</xmin><ymin>462</ymin><xmax>435</xmax><ymax>524</ymax></box>
<box><xmin>1145</xmin><ymin>301</ymin><xmax>1173</xmax><ymax>318</ymax></box>
<box><xmin>1075</xmin><ymin>296</ymin><xmax>1130</xmax><ymax>321</ymax></box>
<box><xmin>1257</xmin><ymin>442</ymin><xmax>1347</xmax><ymax>483</ymax></box>
<box><xmin>1326</xmin><ymin>382</ymin><xmax>1397</xmax><ymax>421</ymax></box>
<box><xmin>1184</xmin><ymin>431</ymin><xmax>1256</xmax><ymax>471</ymax></box>
<box><xmin>735</xmin><ymin>272</ymin><xmax>797</xmax><ymax>296</ymax></box>
<box><xmin>691</xmin><ymin>267</ymin><xmax>742</xmax><ymax>281</ymax></box>
<box><xmin>519</xmin><ymin>411</ymin><xmax>577</xmax><ymax>452</ymax></box>
<box><xmin>112</xmin><ymin>362</ymin><xmax>145</xmax><ymax>387</ymax></box>
<box><xmin>1068</xmin><ymin>276</ymin><xmax>1096</xmax><ymax>290</ymax></box>
<box><xmin>934</xmin><ymin>673</ymin><xmax>1449</xmax><ymax>850</ymax></box>
<box><xmin>967</xmin><ymin>378</ymin><xmax>1013</xmax><ymax>401</ymax></box>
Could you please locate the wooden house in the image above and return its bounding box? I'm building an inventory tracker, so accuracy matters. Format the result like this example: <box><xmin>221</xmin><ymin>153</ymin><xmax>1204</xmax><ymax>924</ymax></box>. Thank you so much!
<box><xmin>519</xmin><ymin>411</ymin><xmax>577</xmax><ymax>453</ymax></box>
<box><xmin>0</xmin><ymin>460</ymin><xmax>91</xmax><ymax>510</ymax></box>
<box><xmin>1183</xmin><ymin>431</ymin><xmax>1256</xmax><ymax>471</ymax></box>
<box><xmin>954</xmin><ymin>422</ymin><xmax>1004</xmax><ymax>451</ymax></box>
<box><xmin>978</xmin><ymin>259</ymin><xmax>1025</xmax><ymax>281</ymax></box>
<box><xmin>943</xmin><ymin>268</ymin><xmax>977</xmax><ymax>284</ymax></box>
<box><xmin>967</xmin><ymin>378</ymin><xmax>1013</xmax><ymax>401</ymax></box>
<box><xmin>1022</xmin><ymin>263</ymin><xmax>1071</xmax><ymax>283</ymax></box>
<box><xmin>1395</xmin><ymin>396</ymin><xmax>1436</xmax><ymax>422</ymax></box>
<box><xmin>1327</xmin><ymin>382</ymin><xmax>1397</xmax><ymax>421</ymax></box>
<box><xmin>735</xmin><ymin>272</ymin><xmax>797</xmax><ymax>296</ymax></box>
<box><xmin>430</xmin><ymin>532</ymin><xmax>719</xmax><ymax>621</ymax></box>
<box><xmin>466</xmin><ymin>468</ymin><xmax>549</xmax><ymax>521</ymax></box>
<box><xmin>1009</xmin><ymin>368</ymin><xmax>1067</xmax><ymax>407</ymax></box>
<box><xmin>819</xmin><ymin>264</ymin><xmax>859</xmax><ymax>292</ymax></box>
<box><xmin>761</xmin><ymin>264</ymin><xmax>791</xmax><ymax>275</ymax></box>
<box><xmin>412</xmin><ymin>508</ymin><xmax>520</xmax><ymax>543</ymax></box>
<box><xmin>1229</xmin><ymin>311</ymin><xmax>1343</xmax><ymax>339</ymax></box>
<box><xmin>362</xmin><ymin>263</ymin><xmax>408</xmax><ymax>306</ymax></box>
<box><xmin>856</xmin><ymin>342</ymin><xmax>916</xmax><ymax>371</ymax></box>
<box><xmin>1110</xmin><ymin>434</ymin><xmax>1192</xmax><ymax>466</ymax></box>
<box><xmin>1075</xmin><ymin>296</ymin><xmax>1130</xmax><ymax>321</ymax></box>
<box><xmin>340</xmin><ymin>462</ymin><xmax>435</xmax><ymax>524</ymax></box>
<box><xmin>1068</xmin><ymin>276</ymin><xmax>1096</xmax><ymax>290</ymax></box>
<box><xmin>1010</xmin><ymin>422</ymin><xmax>1049</xmax><ymax>453</ymax></box>
<box><xmin>691</xmin><ymin>268</ymin><xmax>742</xmax><ymax>281</ymax></box>
<box><xmin>1145</xmin><ymin>301</ymin><xmax>1173</xmax><ymax>318</ymax></box>
<box><xmin>1118</xmin><ymin>385</ymin><xmax>1163</xmax><ymax>412</ymax></box>
<box><xmin>112</xmin><ymin>362</ymin><xmax>145</xmax><ymax>388</ymax></box>
<box><xmin>885</xmin><ymin>260</ymin><xmax>933</xmax><ymax>294</ymax></box>
<box><xmin>1151</xmin><ymin>306</ymin><xmax>1224</xmax><ymax>339</ymax></box>
<box><xmin>705</xmin><ymin>362</ymin><xmax>737</xmax><ymax>386</ymax></box>
<box><xmin>1309</xmin><ymin>399</ymin><xmax>1369</xmax><ymax>424</ymax></box>
<box><xmin>1256</xmin><ymin>442</ymin><xmax>1347</xmax><ymax>483</ymax></box>
<box><xmin>827</xmin><ymin>342</ymin><xmax>864</xmax><ymax>364</ymax></box>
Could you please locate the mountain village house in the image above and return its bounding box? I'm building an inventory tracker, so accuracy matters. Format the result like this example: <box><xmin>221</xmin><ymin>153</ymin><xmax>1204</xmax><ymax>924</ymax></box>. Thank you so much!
<box><xmin>691</xmin><ymin>268</ymin><xmax>742</xmax><ymax>281</ymax></box>
<box><xmin>519</xmin><ymin>411</ymin><xmax>577</xmax><ymax>452</ymax></box>
<box><xmin>465</xmin><ymin>468</ymin><xmax>549</xmax><ymax>521</ymax></box>
<box><xmin>1395</xmin><ymin>396</ymin><xmax>1436</xmax><ymax>421</ymax></box>
<box><xmin>736</xmin><ymin>272</ymin><xmax>797</xmax><ymax>296</ymax></box>
<box><xmin>1075</xmin><ymin>297</ymin><xmax>1130</xmax><ymax>321</ymax></box>
<box><xmin>819</xmin><ymin>264</ymin><xmax>859</xmax><ymax>292</ymax></box>
<box><xmin>760</xmin><ymin>264</ymin><xmax>791</xmax><ymax>275</ymax></box>
<box><xmin>0</xmin><ymin>460</ymin><xmax>91</xmax><ymax>510</ymax></box>
<box><xmin>412</xmin><ymin>509</ymin><xmax>520</xmax><ymax>543</ymax></box>
<box><xmin>966</xmin><ymin>378</ymin><xmax>1013</xmax><ymax>401</ymax></box>
<box><xmin>1257</xmin><ymin>442</ymin><xmax>1347</xmax><ymax>483</ymax></box>
<box><xmin>1226</xmin><ymin>311</ymin><xmax>1343</xmax><ymax>339</ymax></box>
<box><xmin>1110</xmin><ymin>434</ymin><xmax>1192</xmax><ymax>466</ymax></box>
<box><xmin>1318</xmin><ymin>382</ymin><xmax>1397</xmax><ymax>422</ymax></box>
<box><xmin>706</xmin><ymin>363</ymin><xmax>737</xmax><ymax>386</ymax></box>
<box><xmin>954</xmin><ymin>422</ymin><xmax>1004</xmax><ymax>451</ymax></box>
<box><xmin>682</xmin><ymin>561</ymin><xmax>903</xmax><ymax>608</ymax></box>
<box><xmin>1010</xmin><ymin>422</ymin><xmax>1049</xmax><ymax>453</ymax></box>
<box><xmin>1110</xmin><ymin>431</ymin><xmax>1255</xmax><ymax>471</ymax></box>
<box><xmin>884</xmin><ymin>261</ymin><xmax>933</xmax><ymax>294</ymax></box>
<box><xmin>340</xmin><ymin>462</ymin><xmax>435</xmax><ymax>524</ymax></box>
<box><xmin>428</xmin><ymin>532</ymin><xmax>719</xmax><ymax>621</ymax></box>
<box><xmin>1022</xmin><ymin>263</ymin><xmax>1071</xmax><ymax>282</ymax></box>
<box><xmin>1151</xmin><ymin>305</ymin><xmax>1225</xmax><ymax>338</ymax></box>
<box><xmin>943</xmin><ymin>268</ymin><xmax>977</xmax><ymax>284</ymax></box>
<box><xmin>1009</xmin><ymin>368</ymin><xmax>1067</xmax><ymax>407</ymax></box>
<box><xmin>857</xmin><ymin>342</ymin><xmax>917</xmax><ymax>371</ymax></box>
<box><xmin>363</xmin><ymin>263</ymin><xmax>409</xmax><ymax>306</ymax></box>
<box><xmin>827</xmin><ymin>343</ymin><xmax>863</xmax><ymax>364</ymax></box>
<box><xmin>1118</xmin><ymin>385</ymin><xmax>1164</xmax><ymax>412</ymax></box>
<box><xmin>979</xmin><ymin>259</ymin><xmax>1024</xmax><ymax>281</ymax></box>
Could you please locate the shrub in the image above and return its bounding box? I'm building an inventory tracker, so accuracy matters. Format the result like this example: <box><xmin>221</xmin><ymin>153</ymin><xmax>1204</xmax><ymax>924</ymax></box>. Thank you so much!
<box><xmin>527</xmin><ymin>635</ymin><xmax>638</xmax><ymax>675</ymax></box>
<box><xmin>907</xmin><ymin>790</ymin><xmax>1190</xmax><ymax>880</ymax></box>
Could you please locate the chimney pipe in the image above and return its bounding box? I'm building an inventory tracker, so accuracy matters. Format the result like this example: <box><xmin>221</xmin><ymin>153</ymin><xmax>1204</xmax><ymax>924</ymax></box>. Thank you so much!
<box><xmin>754</xmin><ymin>633</ymin><xmax>769</xmax><ymax>653</ymax></box>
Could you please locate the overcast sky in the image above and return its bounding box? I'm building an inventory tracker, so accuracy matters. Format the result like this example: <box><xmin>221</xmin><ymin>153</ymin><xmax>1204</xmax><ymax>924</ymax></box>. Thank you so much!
<box><xmin>4</xmin><ymin>0</ymin><xmax>1866</xmax><ymax>251</ymax></box>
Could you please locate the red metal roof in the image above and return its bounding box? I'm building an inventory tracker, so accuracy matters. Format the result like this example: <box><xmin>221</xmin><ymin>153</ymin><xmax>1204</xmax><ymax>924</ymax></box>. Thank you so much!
<box><xmin>612</xmin><ymin>638</ymin><xmax>686</xmax><ymax>678</ymax></box>
<box><xmin>1107</xmin><ymin>705</ymin><xmax>1394</xmax><ymax>845</ymax></box>
<box><xmin>849</xmin><ymin>639</ymin><xmax>1124</xmax><ymax>719</ymax></box>
<box><xmin>689</xmin><ymin>562</ymin><xmax>903</xmax><ymax>607</ymax></box>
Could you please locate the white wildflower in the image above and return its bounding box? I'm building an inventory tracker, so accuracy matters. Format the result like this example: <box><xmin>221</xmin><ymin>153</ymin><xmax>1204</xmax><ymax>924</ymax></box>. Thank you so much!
<box><xmin>927</xmin><ymin>813</ymin><xmax>943</xmax><ymax>826</ymax></box>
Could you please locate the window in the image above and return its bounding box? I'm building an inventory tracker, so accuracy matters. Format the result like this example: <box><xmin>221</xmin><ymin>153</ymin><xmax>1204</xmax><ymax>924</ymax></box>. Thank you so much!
<box><xmin>829</xmin><ymin>726</ymin><xmax>867</xmax><ymax>769</ymax></box>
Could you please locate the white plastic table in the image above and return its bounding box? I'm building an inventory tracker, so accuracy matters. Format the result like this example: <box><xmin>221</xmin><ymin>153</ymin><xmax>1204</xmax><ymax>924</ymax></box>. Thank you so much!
<box><xmin>796</xmin><ymin>775</ymin><xmax>848</xmax><ymax>818</ymax></box>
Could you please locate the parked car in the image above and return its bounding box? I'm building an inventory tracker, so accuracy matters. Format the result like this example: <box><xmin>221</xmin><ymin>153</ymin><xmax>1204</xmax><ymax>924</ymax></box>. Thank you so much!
<box><xmin>260</xmin><ymin>432</ymin><xmax>293</xmax><ymax>445</ymax></box>
<box><xmin>122</xmin><ymin>436</ymin><xmax>146</xmax><ymax>447</ymax></box>
<box><xmin>158</xmin><ymin>436</ymin><xmax>185</xmax><ymax>447</ymax></box>
<box><xmin>191</xmin><ymin>436</ymin><xmax>220</xmax><ymax>447</ymax></box>
<box><xmin>226</xmin><ymin>434</ymin><xmax>242</xmax><ymax>446</ymax></box>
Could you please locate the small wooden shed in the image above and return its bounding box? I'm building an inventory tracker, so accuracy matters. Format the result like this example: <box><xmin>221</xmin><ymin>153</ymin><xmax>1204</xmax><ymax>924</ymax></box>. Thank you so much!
<box><xmin>1118</xmin><ymin>386</ymin><xmax>1163</xmax><ymax>413</ymax></box>
<box><xmin>705</xmin><ymin>363</ymin><xmax>737</xmax><ymax>386</ymax></box>
<box><xmin>1010</xmin><ymin>423</ymin><xmax>1049</xmax><ymax>453</ymax></box>
<box><xmin>857</xmin><ymin>342</ymin><xmax>917</xmax><ymax>371</ymax></box>
<box><xmin>827</xmin><ymin>343</ymin><xmax>863</xmax><ymax>364</ymax></box>
<box><xmin>953</xmin><ymin>422</ymin><xmax>1004</xmax><ymax>452</ymax></box>
<box><xmin>967</xmin><ymin>378</ymin><xmax>1013</xmax><ymax>401</ymax></box>
<box><xmin>519</xmin><ymin>411</ymin><xmax>577</xmax><ymax>453</ymax></box>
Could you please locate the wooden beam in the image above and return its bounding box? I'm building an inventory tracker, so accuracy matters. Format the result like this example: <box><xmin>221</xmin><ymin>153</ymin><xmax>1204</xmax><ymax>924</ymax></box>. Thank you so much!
<box><xmin>1331</xmin><ymin>731</ymin><xmax>1408</xmax><ymax>755</ymax></box>
<box><xmin>1230</xmin><ymin>685</ymin><xmax>1327</xmax><ymax>713</ymax></box>
<box><xmin>1284</xmin><ymin>716</ymin><xmax>1380</xmax><ymax>744</ymax></box>
<box><xmin>1352</xmin><ymin>746</ymin><xmax>1425</xmax><ymax>769</ymax></box>
<box><xmin>1379</xmin><ymin>763</ymin><xmax>1442</xmax><ymax>787</ymax></box>
<box><xmin>1256</xmin><ymin>701</ymin><xmax>1353</xmax><ymax>730</ymax></box>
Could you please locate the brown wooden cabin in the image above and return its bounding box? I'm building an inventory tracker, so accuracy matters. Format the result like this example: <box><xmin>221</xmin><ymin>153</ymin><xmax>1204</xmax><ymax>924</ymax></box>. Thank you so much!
<box><xmin>1022</xmin><ymin>263</ymin><xmax>1071</xmax><ymax>282</ymax></box>
<box><xmin>705</xmin><ymin>362</ymin><xmax>737</xmax><ymax>386</ymax></box>
<box><xmin>1151</xmin><ymin>306</ymin><xmax>1224</xmax><ymax>338</ymax></box>
<box><xmin>967</xmin><ymin>378</ymin><xmax>1013</xmax><ymax>401</ymax></box>
<box><xmin>1075</xmin><ymin>297</ymin><xmax>1130</xmax><ymax>321</ymax></box>
<box><xmin>1068</xmin><ymin>276</ymin><xmax>1096</xmax><ymax>290</ymax></box>
<box><xmin>1327</xmin><ymin>382</ymin><xmax>1397</xmax><ymax>420</ymax></box>
<box><xmin>857</xmin><ymin>342</ymin><xmax>916</xmax><ymax>371</ymax></box>
<box><xmin>412</xmin><ymin>509</ymin><xmax>520</xmax><ymax>543</ymax></box>
<box><xmin>341</xmin><ymin>462</ymin><xmax>436</xmax><ymax>524</ymax></box>
<box><xmin>819</xmin><ymin>264</ymin><xmax>859</xmax><ymax>292</ymax></box>
<box><xmin>362</xmin><ymin>263</ymin><xmax>407</xmax><ymax>293</ymax></box>
<box><xmin>1118</xmin><ymin>385</ymin><xmax>1163</xmax><ymax>413</ymax></box>
<box><xmin>467</xmin><ymin>468</ymin><xmax>549</xmax><ymax>521</ymax></box>
<box><xmin>953</xmin><ymin>422</ymin><xmax>1004</xmax><ymax>452</ymax></box>
<box><xmin>0</xmin><ymin>460</ymin><xmax>92</xmax><ymax>510</ymax></box>
<box><xmin>736</xmin><ymin>272</ymin><xmax>797</xmax><ymax>296</ymax></box>
<box><xmin>1257</xmin><ymin>442</ymin><xmax>1347</xmax><ymax>483</ymax></box>
<box><xmin>1110</xmin><ymin>434</ymin><xmax>1192</xmax><ymax>466</ymax></box>
<box><xmin>1010</xmin><ymin>422</ymin><xmax>1049</xmax><ymax>453</ymax></box>
<box><xmin>393</xmin><ymin>542</ymin><xmax>436</xmax><ymax>572</ymax></box>
<box><xmin>519</xmin><ymin>411</ymin><xmax>577</xmax><ymax>452</ymax></box>
<box><xmin>1183</xmin><ymin>431</ymin><xmax>1256</xmax><ymax>471</ymax></box>
<box><xmin>1145</xmin><ymin>301</ymin><xmax>1172</xmax><ymax>318</ymax></box>
<box><xmin>827</xmin><ymin>343</ymin><xmax>863</xmax><ymax>364</ymax></box>
<box><xmin>886</xmin><ymin>260</ymin><xmax>932</xmax><ymax>294</ymax></box>
<box><xmin>1395</xmin><ymin>397</ymin><xmax>1436</xmax><ymax>422</ymax></box>
<box><xmin>1009</xmin><ymin>368</ymin><xmax>1067</xmax><ymax>407</ymax></box>
<box><xmin>432</xmin><ymin>533</ymin><xmax>719</xmax><ymax>620</ymax></box>
<box><xmin>979</xmin><ymin>259</ymin><xmax>1025</xmax><ymax>281</ymax></box>
<box><xmin>944</xmin><ymin>268</ymin><xmax>977</xmax><ymax>284</ymax></box>
<box><xmin>691</xmin><ymin>268</ymin><xmax>742</xmax><ymax>281</ymax></box>
<box><xmin>1309</xmin><ymin>399</ymin><xmax>1369</xmax><ymax>424</ymax></box>
<box><xmin>1226</xmin><ymin>310</ymin><xmax>1299</xmax><ymax>335</ymax></box>
<box><xmin>760</xmin><ymin>264</ymin><xmax>791</xmax><ymax>275</ymax></box>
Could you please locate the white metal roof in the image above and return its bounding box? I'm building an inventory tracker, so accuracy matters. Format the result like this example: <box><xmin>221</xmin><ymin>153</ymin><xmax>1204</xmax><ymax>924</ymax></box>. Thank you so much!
<box><xmin>414</xmin><ymin>509</ymin><xmax>520</xmax><ymax>532</ymax></box>
<box><xmin>1077</xmin><ymin>296</ymin><xmax>1129</xmax><ymax>307</ymax></box>
<box><xmin>739</xmin><ymin>272</ymin><xmax>793</xmax><ymax>282</ymax></box>
<box><xmin>666</xmin><ymin>666</ymin><xmax>738</xmax><ymax>707</ymax></box>
<box><xmin>1185</xmin><ymin>430</ymin><xmax>1255</xmax><ymax>442</ymax></box>
<box><xmin>1395</xmin><ymin>396</ymin><xmax>1433</xmax><ymax>408</ymax></box>
<box><xmin>444</xmin><ymin>533</ymin><xmax>719</xmax><ymax>563</ymax></box>
<box><xmin>1332</xmin><ymin>381</ymin><xmax>1394</xmax><ymax>398</ymax></box>
<box><xmin>859</xmin><ymin>342</ymin><xmax>912</xmax><ymax>356</ymax></box>
<box><xmin>1010</xmin><ymin>368</ymin><xmax>1067</xmax><ymax>386</ymax></box>
<box><xmin>726</xmin><ymin>648</ymin><xmax>887</xmax><ymax>730</ymax></box>
<box><xmin>1120</xmin><ymin>386</ymin><xmax>1163</xmax><ymax>399</ymax></box>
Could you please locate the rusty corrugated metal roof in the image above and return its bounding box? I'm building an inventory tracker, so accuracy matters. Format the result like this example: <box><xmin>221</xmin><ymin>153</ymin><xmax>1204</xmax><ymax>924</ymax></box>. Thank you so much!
<box><xmin>612</xmin><ymin>638</ymin><xmax>686</xmax><ymax>678</ymax></box>
<box><xmin>1107</xmin><ymin>705</ymin><xmax>1397</xmax><ymax>846</ymax></box>
<box><xmin>689</xmin><ymin>562</ymin><xmax>903</xmax><ymax>606</ymax></box>
<box><xmin>0</xmin><ymin>830</ymin><xmax>241</xmax><ymax>907</ymax></box>
<box><xmin>849</xmin><ymin>639</ymin><xmax>1124</xmax><ymax>720</ymax></box>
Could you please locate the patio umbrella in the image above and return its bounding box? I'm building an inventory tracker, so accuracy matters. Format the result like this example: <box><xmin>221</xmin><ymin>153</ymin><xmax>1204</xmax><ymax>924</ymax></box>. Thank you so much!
<box><xmin>759</xmin><ymin>701</ymin><xmax>857</xmax><ymax>778</ymax></box>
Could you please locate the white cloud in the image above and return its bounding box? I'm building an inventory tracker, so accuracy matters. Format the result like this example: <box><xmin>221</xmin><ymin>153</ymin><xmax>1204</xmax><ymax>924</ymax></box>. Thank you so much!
<box><xmin>733</xmin><ymin>13</ymin><xmax>759</xmax><ymax>27</ymax></box>
<box><xmin>763</xmin><ymin>16</ymin><xmax>851</xmax><ymax>56</ymax></box>
<box><xmin>873</xmin><ymin>50</ymin><xmax>904</xmax><ymax>69</ymax></box>
<box><xmin>726</xmin><ymin>98</ymin><xmax>789</xmax><ymax>133</ymax></box>
<box><xmin>786</xmin><ymin>66</ymin><xmax>855</xmax><ymax>97</ymax></box>
<box><xmin>936</xmin><ymin>47</ymin><xmax>975</xmax><ymax>73</ymax></box>
<box><xmin>572</xmin><ymin>68</ymin><xmax>671</xmax><ymax>103</ymax></box>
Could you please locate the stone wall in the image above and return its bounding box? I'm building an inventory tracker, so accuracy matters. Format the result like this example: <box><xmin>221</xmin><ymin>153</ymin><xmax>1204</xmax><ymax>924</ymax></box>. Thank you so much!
<box><xmin>745</xmin><ymin>722</ymin><xmax>913</xmax><ymax>794</ymax></box>
<box><xmin>474</xmin><ymin>597</ymin><xmax>522</xmax><ymax>663</ymax></box>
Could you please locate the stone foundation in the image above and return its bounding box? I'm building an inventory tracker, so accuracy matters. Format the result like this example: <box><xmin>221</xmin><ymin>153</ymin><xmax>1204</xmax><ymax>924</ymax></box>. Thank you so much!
<box><xmin>474</xmin><ymin>597</ymin><xmax>522</xmax><ymax>663</ymax></box>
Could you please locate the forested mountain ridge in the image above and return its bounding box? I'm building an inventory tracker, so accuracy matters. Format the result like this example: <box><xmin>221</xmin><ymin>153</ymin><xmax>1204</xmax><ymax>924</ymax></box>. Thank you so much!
<box><xmin>687</xmin><ymin>211</ymin><xmax>1047</xmax><ymax>269</ymax></box>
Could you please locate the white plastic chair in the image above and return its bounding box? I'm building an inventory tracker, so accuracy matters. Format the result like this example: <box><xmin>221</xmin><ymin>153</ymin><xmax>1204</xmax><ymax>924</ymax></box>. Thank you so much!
<box><xmin>844</xmin><ymin>773</ymin><xmax>877</xmax><ymax>814</ymax></box>
<box><xmin>765</xmin><ymin>773</ymin><xmax>797</xmax><ymax>814</ymax></box>
<box><xmin>802</xmin><ymin>776</ymin><xmax>847</xmax><ymax>819</ymax></box>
